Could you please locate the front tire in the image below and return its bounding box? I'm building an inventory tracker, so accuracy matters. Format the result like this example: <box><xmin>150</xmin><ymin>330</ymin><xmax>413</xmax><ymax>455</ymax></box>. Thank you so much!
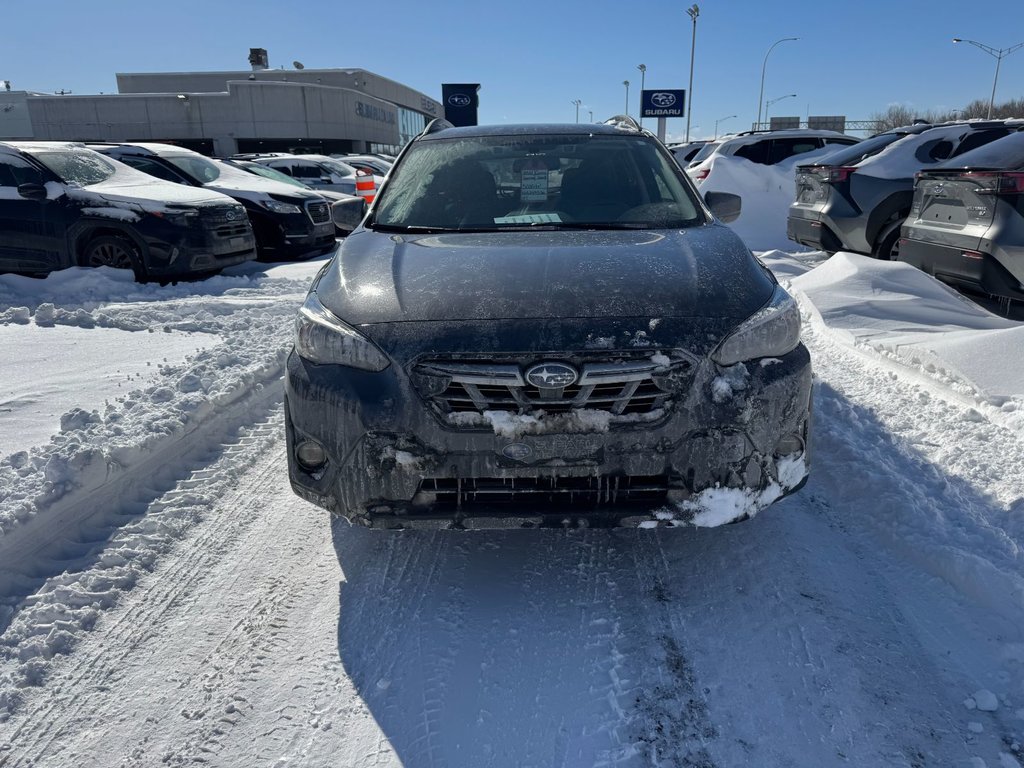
<box><xmin>80</xmin><ymin>235</ymin><xmax>145</xmax><ymax>280</ymax></box>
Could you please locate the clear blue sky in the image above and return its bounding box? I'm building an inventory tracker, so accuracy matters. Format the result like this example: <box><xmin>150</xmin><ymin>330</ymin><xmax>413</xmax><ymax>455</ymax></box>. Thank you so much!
<box><xmin>3</xmin><ymin>0</ymin><xmax>1023</xmax><ymax>142</ymax></box>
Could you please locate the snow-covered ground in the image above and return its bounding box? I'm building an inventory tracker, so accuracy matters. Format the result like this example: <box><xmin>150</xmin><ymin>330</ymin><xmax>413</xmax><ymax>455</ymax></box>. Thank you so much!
<box><xmin>2</xmin><ymin>169</ymin><xmax>1024</xmax><ymax>766</ymax></box>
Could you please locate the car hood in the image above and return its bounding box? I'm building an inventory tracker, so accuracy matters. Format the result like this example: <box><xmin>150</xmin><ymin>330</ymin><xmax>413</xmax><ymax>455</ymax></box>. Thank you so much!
<box><xmin>203</xmin><ymin>176</ymin><xmax>323</xmax><ymax>201</ymax></box>
<box><xmin>314</xmin><ymin>225</ymin><xmax>774</xmax><ymax>325</ymax></box>
<box><xmin>72</xmin><ymin>178</ymin><xmax>229</xmax><ymax>207</ymax></box>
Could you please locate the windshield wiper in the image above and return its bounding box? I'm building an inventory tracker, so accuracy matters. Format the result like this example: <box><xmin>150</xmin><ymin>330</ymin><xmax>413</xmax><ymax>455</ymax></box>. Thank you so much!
<box><xmin>368</xmin><ymin>223</ymin><xmax>462</xmax><ymax>234</ymax></box>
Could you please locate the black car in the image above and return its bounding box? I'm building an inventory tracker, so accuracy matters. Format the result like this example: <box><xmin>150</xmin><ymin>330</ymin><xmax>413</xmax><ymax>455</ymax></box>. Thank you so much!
<box><xmin>788</xmin><ymin>121</ymin><xmax>1021</xmax><ymax>259</ymax></box>
<box><xmin>0</xmin><ymin>141</ymin><xmax>256</xmax><ymax>280</ymax></box>
<box><xmin>89</xmin><ymin>143</ymin><xmax>336</xmax><ymax>261</ymax></box>
<box><xmin>900</xmin><ymin>127</ymin><xmax>1024</xmax><ymax>301</ymax></box>
<box><xmin>284</xmin><ymin>118</ymin><xmax>812</xmax><ymax>529</ymax></box>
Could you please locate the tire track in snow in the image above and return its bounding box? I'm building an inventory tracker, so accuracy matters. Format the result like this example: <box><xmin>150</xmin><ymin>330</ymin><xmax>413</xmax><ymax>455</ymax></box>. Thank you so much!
<box><xmin>0</xmin><ymin>408</ymin><xmax>288</xmax><ymax>764</ymax></box>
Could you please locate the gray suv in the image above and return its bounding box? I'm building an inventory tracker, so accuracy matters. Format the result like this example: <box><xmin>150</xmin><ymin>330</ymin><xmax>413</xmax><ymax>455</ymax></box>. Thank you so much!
<box><xmin>284</xmin><ymin>119</ymin><xmax>812</xmax><ymax>529</ymax></box>
<box><xmin>788</xmin><ymin>121</ymin><xmax>1021</xmax><ymax>259</ymax></box>
<box><xmin>900</xmin><ymin>127</ymin><xmax>1024</xmax><ymax>301</ymax></box>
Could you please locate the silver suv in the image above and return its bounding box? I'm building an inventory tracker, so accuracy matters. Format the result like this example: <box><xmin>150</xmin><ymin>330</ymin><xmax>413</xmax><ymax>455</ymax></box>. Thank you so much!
<box><xmin>900</xmin><ymin>127</ymin><xmax>1024</xmax><ymax>301</ymax></box>
<box><xmin>788</xmin><ymin>121</ymin><xmax>1022</xmax><ymax>259</ymax></box>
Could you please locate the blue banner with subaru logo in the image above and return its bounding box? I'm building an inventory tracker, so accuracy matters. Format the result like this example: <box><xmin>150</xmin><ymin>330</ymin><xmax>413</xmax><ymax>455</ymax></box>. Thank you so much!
<box><xmin>641</xmin><ymin>89</ymin><xmax>686</xmax><ymax>118</ymax></box>
<box><xmin>442</xmin><ymin>84</ymin><xmax>481</xmax><ymax>127</ymax></box>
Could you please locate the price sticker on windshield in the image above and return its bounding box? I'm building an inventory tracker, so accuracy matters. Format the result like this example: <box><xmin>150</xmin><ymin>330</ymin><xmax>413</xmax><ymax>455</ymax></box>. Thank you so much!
<box><xmin>520</xmin><ymin>159</ymin><xmax>550</xmax><ymax>202</ymax></box>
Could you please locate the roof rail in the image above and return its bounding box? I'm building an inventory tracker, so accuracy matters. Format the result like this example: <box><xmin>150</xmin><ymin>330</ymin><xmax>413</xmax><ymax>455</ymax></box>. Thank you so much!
<box><xmin>423</xmin><ymin>118</ymin><xmax>455</xmax><ymax>136</ymax></box>
<box><xmin>601</xmin><ymin>114</ymin><xmax>642</xmax><ymax>132</ymax></box>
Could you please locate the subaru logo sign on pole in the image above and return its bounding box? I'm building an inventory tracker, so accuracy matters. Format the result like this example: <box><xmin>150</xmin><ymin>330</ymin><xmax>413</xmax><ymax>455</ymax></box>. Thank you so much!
<box><xmin>641</xmin><ymin>89</ymin><xmax>686</xmax><ymax>142</ymax></box>
<box><xmin>442</xmin><ymin>84</ymin><xmax>481</xmax><ymax>127</ymax></box>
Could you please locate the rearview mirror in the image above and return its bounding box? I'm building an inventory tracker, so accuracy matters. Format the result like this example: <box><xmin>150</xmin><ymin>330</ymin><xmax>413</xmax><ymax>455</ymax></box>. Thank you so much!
<box><xmin>703</xmin><ymin>191</ymin><xmax>741</xmax><ymax>223</ymax></box>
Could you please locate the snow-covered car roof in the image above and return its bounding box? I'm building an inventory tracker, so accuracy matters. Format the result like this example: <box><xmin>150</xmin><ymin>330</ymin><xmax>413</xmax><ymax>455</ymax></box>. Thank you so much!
<box><xmin>1</xmin><ymin>140</ymin><xmax>87</xmax><ymax>156</ymax></box>
<box><xmin>714</xmin><ymin>129</ymin><xmax>856</xmax><ymax>150</ymax></box>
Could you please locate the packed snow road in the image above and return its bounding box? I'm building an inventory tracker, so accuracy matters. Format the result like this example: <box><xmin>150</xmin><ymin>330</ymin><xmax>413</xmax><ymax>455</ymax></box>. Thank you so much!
<box><xmin>2</xmin><ymin>251</ymin><xmax>1024</xmax><ymax>767</ymax></box>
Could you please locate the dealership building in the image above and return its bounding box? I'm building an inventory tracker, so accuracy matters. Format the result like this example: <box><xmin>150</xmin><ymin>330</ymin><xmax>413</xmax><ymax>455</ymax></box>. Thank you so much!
<box><xmin>0</xmin><ymin>58</ymin><xmax>443</xmax><ymax>157</ymax></box>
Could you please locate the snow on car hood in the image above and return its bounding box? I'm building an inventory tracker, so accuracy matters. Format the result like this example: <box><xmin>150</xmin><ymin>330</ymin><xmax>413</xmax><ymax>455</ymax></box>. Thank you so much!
<box><xmin>316</xmin><ymin>225</ymin><xmax>775</xmax><ymax>324</ymax></box>
<box><xmin>66</xmin><ymin>176</ymin><xmax>229</xmax><ymax>209</ymax></box>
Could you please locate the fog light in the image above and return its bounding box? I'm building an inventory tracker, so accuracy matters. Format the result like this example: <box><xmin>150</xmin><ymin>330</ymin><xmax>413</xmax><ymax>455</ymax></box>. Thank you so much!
<box><xmin>775</xmin><ymin>433</ymin><xmax>804</xmax><ymax>457</ymax></box>
<box><xmin>295</xmin><ymin>439</ymin><xmax>327</xmax><ymax>470</ymax></box>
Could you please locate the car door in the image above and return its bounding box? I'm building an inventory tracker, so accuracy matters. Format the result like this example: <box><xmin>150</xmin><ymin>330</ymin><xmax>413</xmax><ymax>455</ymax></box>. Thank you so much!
<box><xmin>0</xmin><ymin>155</ymin><xmax>70</xmax><ymax>273</ymax></box>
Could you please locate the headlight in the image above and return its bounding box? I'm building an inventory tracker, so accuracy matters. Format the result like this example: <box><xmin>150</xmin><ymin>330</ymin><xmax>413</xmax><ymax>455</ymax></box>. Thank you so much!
<box><xmin>712</xmin><ymin>285</ymin><xmax>801</xmax><ymax>365</ymax></box>
<box><xmin>262</xmin><ymin>199</ymin><xmax>303</xmax><ymax>215</ymax></box>
<box><xmin>294</xmin><ymin>293</ymin><xmax>390</xmax><ymax>370</ymax></box>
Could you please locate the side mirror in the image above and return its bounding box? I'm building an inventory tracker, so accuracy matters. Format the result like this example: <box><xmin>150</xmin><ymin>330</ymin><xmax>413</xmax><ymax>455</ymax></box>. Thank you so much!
<box><xmin>703</xmin><ymin>191</ymin><xmax>741</xmax><ymax>223</ymax></box>
<box><xmin>17</xmin><ymin>182</ymin><xmax>49</xmax><ymax>201</ymax></box>
<box><xmin>331</xmin><ymin>196</ymin><xmax>367</xmax><ymax>233</ymax></box>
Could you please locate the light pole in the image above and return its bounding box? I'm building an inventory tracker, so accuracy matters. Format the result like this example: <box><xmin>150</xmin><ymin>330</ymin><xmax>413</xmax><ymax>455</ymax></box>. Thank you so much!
<box><xmin>588</xmin><ymin>110</ymin><xmax>593</xmax><ymax>122</ymax></box>
<box><xmin>765</xmin><ymin>94</ymin><xmax>796</xmax><ymax>125</ymax></box>
<box><xmin>757</xmin><ymin>37</ymin><xmax>798</xmax><ymax>130</ymax></box>
<box><xmin>623</xmin><ymin>80</ymin><xmax>630</xmax><ymax>116</ymax></box>
<box><xmin>571</xmin><ymin>98</ymin><xmax>582</xmax><ymax>123</ymax></box>
<box><xmin>636</xmin><ymin>64</ymin><xmax>647</xmax><ymax>127</ymax></box>
<box><xmin>952</xmin><ymin>38</ymin><xmax>1024</xmax><ymax>119</ymax></box>
<box><xmin>685</xmin><ymin>4</ymin><xmax>699</xmax><ymax>142</ymax></box>
<box><xmin>714</xmin><ymin>114</ymin><xmax>736</xmax><ymax>139</ymax></box>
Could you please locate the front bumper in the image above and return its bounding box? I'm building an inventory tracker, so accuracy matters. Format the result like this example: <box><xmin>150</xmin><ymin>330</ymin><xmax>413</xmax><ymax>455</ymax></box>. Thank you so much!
<box><xmin>284</xmin><ymin>343</ymin><xmax>813</xmax><ymax>529</ymax></box>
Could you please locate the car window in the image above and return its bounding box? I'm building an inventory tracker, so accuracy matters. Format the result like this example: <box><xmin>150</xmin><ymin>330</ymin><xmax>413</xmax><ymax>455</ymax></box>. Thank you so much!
<box><xmin>372</xmin><ymin>133</ymin><xmax>702</xmax><ymax>231</ymax></box>
<box><xmin>918</xmin><ymin>139</ymin><xmax>955</xmax><ymax>162</ymax></box>
<box><xmin>0</xmin><ymin>156</ymin><xmax>45</xmax><ymax>187</ymax></box>
<box><xmin>32</xmin><ymin>149</ymin><xmax>116</xmax><ymax>185</ymax></box>
<box><xmin>689</xmin><ymin>141</ymin><xmax>720</xmax><ymax>164</ymax></box>
<box><xmin>288</xmin><ymin>162</ymin><xmax>324</xmax><ymax>180</ymax></box>
<box><xmin>767</xmin><ymin>139</ymin><xmax>819</xmax><ymax>164</ymax></box>
<box><xmin>162</xmin><ymin>154</ymin><xmax>222</xmax><ymax>183</ymax></box>
<box><xmin>936</xmin><ymin>130</ymin><xmax>1024</xmax><ymax>170</ymax></box>
<box><xmin>240</xmin><ymin>162</ymin><xmax>311</xmax><ymax>188</ymax></box>
<box><xmin>121</xmin><ymin>157</ymin><xmax>188</xmax><ymax>184</ymax></box>
<box><xmin>733</xmin><ymin>141</ymin><xmax>770</xmax><ymax>164</ymax></box>
<box><xmin>810</xmin><ymin>133</ymin><xmax>903</xmax><ymax>166</ymax></box>
<box><xmin>952</xmin><ymin>127</ymin><xmax>1013</xmax><ymax>157</ymax></box>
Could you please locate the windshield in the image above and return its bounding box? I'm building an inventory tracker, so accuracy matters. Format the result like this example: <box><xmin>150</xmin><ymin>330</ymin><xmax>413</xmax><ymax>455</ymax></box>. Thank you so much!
<box><xmin>163</xmin><ymin>154</ymin><xmax>222</xmax><ymax>183</ymax></box>
<box><xmin>316</xmin><ymin>159</ymin><xmax>356</xmax><ymax>178</ymax></box>
<box><xmin>371</xmin><ymin>133</ymin><xmax>703</xmax><ymax>231</ymax></box>
<box><xmin>807</xmin><ymin>132</ymin><xmax>904</xmax><ymax>167</ymax></box>
<box><xmin>33</xmin><ymin>149</ymin><xmax>116</xmax><ymax>185</ymax></box>
<box><xmin>689</xmin><ymin>141</ymin><xmax>720</xmax><ymax>165</ymax></box>
<box><xmin>240</xmin><ymin>162</ymin><xmax>311</xmax><ymax>189</ymax></box>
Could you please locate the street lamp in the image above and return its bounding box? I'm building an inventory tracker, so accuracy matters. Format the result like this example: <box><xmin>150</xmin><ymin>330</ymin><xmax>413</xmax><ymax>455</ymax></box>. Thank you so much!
<box><xmin>636</xmin><ymin>64</ymin><xmax>647</xmax><ymax>127</ymax></box>
<box><xmin>952</xmin><ymin>38</ymin><xmax>1024</xmax><ymax>119</ymax></box>
<box><xmin>714</xmin><ymin>114</ymin><xmax>736</xmax><ymax>139</ymax></box>
<box><xmin>685</xmin><ymin>4</ymin><xmax>699</xmax><ymax>142</ymax></box>
<box><xmin>588</xmin><ymin>110</ymin><xmax>593</xmax><ymax>122</ymax></box>
<box><xmin>757</xmin><ymin>37</ymin><xmax>798</xmax><ymax>130</ymax></box>
<box><xmin>571</xmin><ymin>98</ymin><xmax>582</xmax><ymax>123</ymax></box>
<box><xmin>765</xmin><ymin>93</ymin><xmax>796</xmax><ymax>124</ymax></box>
<box><xmin>623</xmin><ymin>80</ymin><xmax>630</xmax><ymax>116</ymax></box>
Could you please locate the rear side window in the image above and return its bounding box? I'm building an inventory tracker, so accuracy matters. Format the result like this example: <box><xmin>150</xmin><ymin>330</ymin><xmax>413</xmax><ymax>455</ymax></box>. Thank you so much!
<box><xmin>935</xmin><ymin>130</ymin><xmax>1024</xmax><ymax>170</ymax></box>
<box><xmin>917</xmin><ymin>139</ymin><xmax>955</xmax><ymax>162</ymax></box>
<box><xmin>953</xmin><ymin>128</ymin><xmax>1012</xmax><ymax>157</ymax></box>
<box><xmin>812</xmin><ymin>133</ymin><xmax>902</xmax><ymax>166</ymax></box>
<box><xmin>733</xmin><ymin>141</ymin><xmax>770</xmax><ymax>164</ymax></box>
<box><xmin>767</xmin><ymin>139</ymin><xmax>819</xmax><ymax>164</ymax></box>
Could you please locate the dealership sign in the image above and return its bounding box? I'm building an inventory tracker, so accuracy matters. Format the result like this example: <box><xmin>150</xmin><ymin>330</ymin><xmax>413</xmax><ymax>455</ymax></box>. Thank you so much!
<box><xmin>641</xmin><ymin>89</ymin><xmax>686</xmax><ymax>118</ymax></box>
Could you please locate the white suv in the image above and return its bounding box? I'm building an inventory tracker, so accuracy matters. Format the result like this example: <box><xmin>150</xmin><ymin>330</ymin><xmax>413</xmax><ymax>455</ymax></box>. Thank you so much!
<box><xmin>688</xmin><ymin>129</ymin><xmax>859</xmax><ymax>181</ymax></box>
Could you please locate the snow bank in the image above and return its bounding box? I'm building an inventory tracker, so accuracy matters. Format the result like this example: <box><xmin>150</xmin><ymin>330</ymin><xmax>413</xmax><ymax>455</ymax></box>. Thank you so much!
<box><xmin>789</xmin><ymin>252</ymin><xmax>1024</xmax><ymax>409</ymax></box>
<box><xmin>695</xmin><ymin>147</ymin><xmax>836</xmax><ymax>251</ymax></box>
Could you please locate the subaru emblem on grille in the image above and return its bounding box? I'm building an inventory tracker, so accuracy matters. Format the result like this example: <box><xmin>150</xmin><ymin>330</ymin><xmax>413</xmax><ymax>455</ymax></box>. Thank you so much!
<box><xmin>501</xmin><ymin>443</ymin><xmax>532</xmax><ymax>461</ymax></box>
<box><xmin>525</xmin><ymin>362</ymin><xmax>578</xmax><ymax>388</ymax></box>
<box><xmin>226</xmin><ymin>209</ymin><xmax>239</xmax><ymax>220</ymax></box>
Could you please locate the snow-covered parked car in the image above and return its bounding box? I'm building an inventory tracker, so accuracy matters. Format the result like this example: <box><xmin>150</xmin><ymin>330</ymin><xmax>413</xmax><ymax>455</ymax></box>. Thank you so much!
<box><xmin>284</xmin><ymin>118</ymin><xmax>812</xmax><ymax>529</ymax></box>
<box><xmin>89</xmin><ymin>143</ymin><xmax>337</xmax><ymax>262</ymax></box>
<box><xmin>0</xmin><ymin>141</ymin><xmax>256</xmax><ymax>280</ymax></box>
<box><xmin>688</xmin><ymin>129</ymin><xmax>859</xmax><ymax>183</ymax></box>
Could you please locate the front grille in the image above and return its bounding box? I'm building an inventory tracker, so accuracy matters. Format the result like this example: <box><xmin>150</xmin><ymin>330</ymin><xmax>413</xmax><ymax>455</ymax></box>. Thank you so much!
<box><xmin>418</xmin><ymin>475</ymin><xmax>671</xmax><ymax>508</ymax></box>
<box><xmin>306</xmin><ymin>200</ymin><xmax>332</xmax><ymax>225</ymax></box>
<box><xmin>200</xmin><ymin>204</ymin><xmax>247</xmax><ymax>225</ymax></box>
<box><xmin>413</xmin><ymin>353</ymin><xmax>692</xmax><ymax>423</ymax></box>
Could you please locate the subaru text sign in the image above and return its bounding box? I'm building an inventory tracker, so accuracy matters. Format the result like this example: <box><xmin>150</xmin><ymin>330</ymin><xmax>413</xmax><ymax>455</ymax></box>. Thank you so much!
<box><xmin>641</xmin><ymin>89</ymin><xmax>686</xmax><ymax>119</ymax></box>
<box><xmin>442</xmin><ymin>83</ymin><xmax>481</xmax><ymax>127</ymax></box>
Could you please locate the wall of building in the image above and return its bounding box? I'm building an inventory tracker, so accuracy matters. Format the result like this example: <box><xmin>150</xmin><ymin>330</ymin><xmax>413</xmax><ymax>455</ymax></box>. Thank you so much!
<box><xmin>23</xmin><ymin>80</ymin><xmax>403</xmax><ymax>156</ymax></box>
<box><xmin>0</xmin><ymin>92</ymin><xmax>39</xmax><ymax>139</ymax></box>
